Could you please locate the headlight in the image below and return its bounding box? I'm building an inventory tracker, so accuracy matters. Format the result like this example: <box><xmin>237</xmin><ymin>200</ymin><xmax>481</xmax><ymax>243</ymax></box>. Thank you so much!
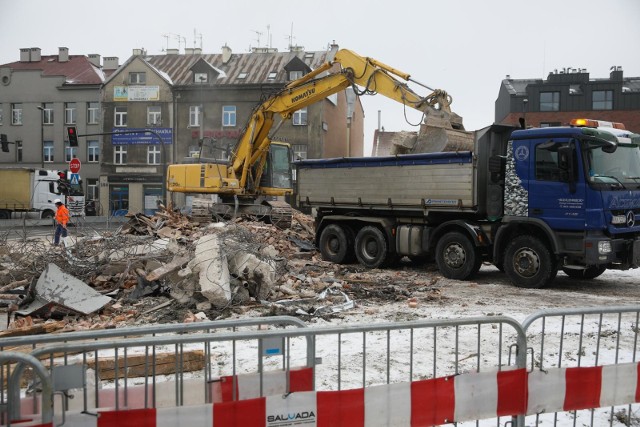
<box><xmin>612</xmin><ymin>215</ymin><xmax>626</xmax><ymax>225</ymax></box>
<box><xmin>598</xmin><ymin>241</ymin><xmax>612</xmax><ymax>254</ymax></box>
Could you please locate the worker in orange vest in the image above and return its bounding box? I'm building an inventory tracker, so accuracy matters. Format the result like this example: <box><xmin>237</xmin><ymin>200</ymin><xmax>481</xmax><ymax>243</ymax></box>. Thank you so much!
<box><xmin>53</xmin><ymin>198</ymin><xmax>70</xmax><ymax>246</ymax></box>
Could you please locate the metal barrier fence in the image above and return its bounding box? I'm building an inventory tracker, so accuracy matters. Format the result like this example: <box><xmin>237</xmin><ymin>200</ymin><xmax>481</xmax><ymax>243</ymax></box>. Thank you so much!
<box><xmin>2</xmin><ymin>306</ymin><xmax>640</xmax><ymax>426</ymax></box>
<box><xmin>0</xmin><ymin>316</ymin><xmax>309</xmax><ymax>425</ymax></box>
<box><xmin>520</xmin><ymin>306</ymin><xmax>640</xmax><ymax>427</ymax></box>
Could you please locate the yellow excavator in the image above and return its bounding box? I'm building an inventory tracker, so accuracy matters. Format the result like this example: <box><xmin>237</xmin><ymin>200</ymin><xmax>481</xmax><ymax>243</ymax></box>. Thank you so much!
<box><xmin>166</xmin><ymin>49</ymin><xmax>469</xmax><ymax>228</ymax></box>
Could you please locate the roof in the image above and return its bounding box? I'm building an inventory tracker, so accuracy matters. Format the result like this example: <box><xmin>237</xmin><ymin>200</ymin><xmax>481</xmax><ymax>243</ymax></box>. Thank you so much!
<box><xmin>143</xmin><ymin>50</ymin><xmax>333</xmax><ymax>86</ymax></box>
<box><xmin>1</xmin><ymin>55</ymin><xmax>104</xmax><ymax>85</ymax></box>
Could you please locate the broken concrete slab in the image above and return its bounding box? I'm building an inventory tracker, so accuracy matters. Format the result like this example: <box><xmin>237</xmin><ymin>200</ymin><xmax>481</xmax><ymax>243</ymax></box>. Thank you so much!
<box><xmin>105</xmin><ymin>238</ymin><xmax>170</xmax><ymax>262</ymax></box>
<box><xmin>188</xmin><ymin>234</ymin><xmax>231</xmax><ymax>307</ymax></box>
<box><xmin>16</xmin><ymin>264</ymin><xmax>111</xmax><ymax>317</ymax></box>
<box><xmin>228</xmin><ymin>252</ymin><xmax>276</xmax><ymax>301</ymax></box>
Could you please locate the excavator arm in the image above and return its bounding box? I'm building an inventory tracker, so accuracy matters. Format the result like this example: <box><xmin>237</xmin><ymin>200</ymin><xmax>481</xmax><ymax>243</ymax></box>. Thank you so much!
<box><xmin>229</xmin><ymin>48</ymin><xmax>457</xmax><ymax>194</ymax></box>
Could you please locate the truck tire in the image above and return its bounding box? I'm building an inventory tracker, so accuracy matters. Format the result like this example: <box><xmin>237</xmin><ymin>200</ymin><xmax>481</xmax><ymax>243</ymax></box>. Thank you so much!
<box><xmin>319</xmin><ymin>224</ymin><xmax>354</xmax><ymax>264</ymax></box>
<box><xmin>504</xmin><ymin>235</ymin><xmax>557</xmax><ymax>288</ymax></box>
<box><xmin>435</xmin><ymin>232</ymin><xmax>481</xmax><ymax>280</ymax></box>
<box><xmin>355</xmin><ymin>226</ymin><xmax>389</xmax><ymax>269</ymax></box>
<box><xmin>562</xmin><ymin>266</ymin><xmax>606</xmax><ymax>280</ymax></box>
<box><xmin>0</xmin><ymin>210</ymin><xmax>10</xmax><ymax>220</ymax></box>
<box><xmin>41</xmin><ymin>210</ymin><xmax>54</xmax><ymax>219</ymax></box>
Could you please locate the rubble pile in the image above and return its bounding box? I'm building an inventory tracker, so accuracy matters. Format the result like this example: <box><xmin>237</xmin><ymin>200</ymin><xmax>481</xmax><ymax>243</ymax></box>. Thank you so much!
<box><xmin>0</xmin><ymin>208</ymin><xmax>446</xmax><ymax>335</ymax></box>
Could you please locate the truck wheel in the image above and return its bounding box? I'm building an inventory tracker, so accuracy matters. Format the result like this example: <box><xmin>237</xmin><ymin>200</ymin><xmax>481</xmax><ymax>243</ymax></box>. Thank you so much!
<box><xmin>319</xmin><ymin>224</ymin><xmax>354</xmax><ymax>264</ymax></box>
<box><xmin>0</xmin><ymin>210</ymin><xmax>10</xmax><ymax>220</ymax></box>
<box><xmin>504</xmin><ymin>235</ymin><xmax>557</xmax><ymax>288</ymax></box>
<box><xmin>41</xmin><ymin>210</ymin><xmax>54</xmax><ymax>219</ymax></box>
<box><xmin>562</xmin><ymin>266</ymin><xmax>606</xmax><ymax>280</ymax></box>
<box><xmin>355</xmin><ymin>226</ymin><xmax>389</xmax><ymax>269</ymax></box>
<box><xmin>435</xmin><ymin>232</ymin><xmax>481</xmax><ymax>280</ymax></box>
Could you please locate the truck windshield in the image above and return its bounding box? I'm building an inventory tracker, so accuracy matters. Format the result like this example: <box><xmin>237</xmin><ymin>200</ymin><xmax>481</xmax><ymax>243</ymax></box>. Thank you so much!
<box><xmin>585</xmin><ymin>142</ymin><xmax>640</xmax><ymax>188</ymax></box>
<box><xmin>68</xmin><ymin>182</ymin><xmax>84</xmax><ymax>196</ymax></box>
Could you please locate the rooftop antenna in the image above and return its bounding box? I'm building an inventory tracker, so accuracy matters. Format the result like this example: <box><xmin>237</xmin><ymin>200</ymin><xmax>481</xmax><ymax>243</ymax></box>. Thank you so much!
<box><xmin>252</xmin><ymin>29</ymin><xmax>262</xmax><ymax>47</ymax></box>
<box><xmin>194</xmin><ymin>28</ymin><xmax>203</xmax><ymax>49</ymax></box>
<box><xmin>266</xmin><ymin>24</ymin><xmax>272</xmax><ymax>48</ymax></box>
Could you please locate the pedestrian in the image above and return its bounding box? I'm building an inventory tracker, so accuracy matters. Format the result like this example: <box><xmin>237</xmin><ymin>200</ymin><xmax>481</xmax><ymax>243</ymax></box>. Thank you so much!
<box><xmin>53</xmin><ymin>198</ymin><xmax>69</xmax><ymax>246</ymax></box>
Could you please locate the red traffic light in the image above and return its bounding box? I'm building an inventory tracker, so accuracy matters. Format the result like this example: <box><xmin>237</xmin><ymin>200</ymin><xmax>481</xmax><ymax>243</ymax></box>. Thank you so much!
<box><xmin>67</xmin><ymin>126</ymin><xmax>79</xmax><ymax>147</ymax></box>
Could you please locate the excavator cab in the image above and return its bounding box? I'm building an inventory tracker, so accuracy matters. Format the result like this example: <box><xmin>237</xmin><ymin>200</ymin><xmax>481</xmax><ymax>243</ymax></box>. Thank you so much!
<box><xmin>258</xmin><ymin>141</ymin><xmax>293</xmax><ymax>194</ymax></box>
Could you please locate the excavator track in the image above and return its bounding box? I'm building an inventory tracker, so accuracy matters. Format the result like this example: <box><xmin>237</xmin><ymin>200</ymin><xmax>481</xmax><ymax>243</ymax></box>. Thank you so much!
<box><xmin>265</xmin><ymin>200</ymin><xmax>293</xmax><ymax>230</ymax></box>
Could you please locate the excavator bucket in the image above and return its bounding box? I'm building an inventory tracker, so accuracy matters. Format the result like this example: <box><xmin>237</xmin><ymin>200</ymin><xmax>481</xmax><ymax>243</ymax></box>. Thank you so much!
<box><xmin>390</xmin><ymin>106</ymin><xmax>475</xmax><ymax>155</ymax></box>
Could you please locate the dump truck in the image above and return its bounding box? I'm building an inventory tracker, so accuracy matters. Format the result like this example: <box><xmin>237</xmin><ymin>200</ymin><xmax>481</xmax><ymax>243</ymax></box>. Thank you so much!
<box><xmin>295</xmin><ymin>120</ymin><xmax>640</xmax><ymax>288</ymax></box>
<box><xmin>0</xmin><ymin>168</ymin><xmax>85</xmax><ymax>219</ymax></box>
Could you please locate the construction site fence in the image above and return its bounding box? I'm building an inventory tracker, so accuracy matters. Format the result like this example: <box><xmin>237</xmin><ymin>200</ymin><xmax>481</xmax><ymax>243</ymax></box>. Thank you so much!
<box><xmin>1</xmin><ymin>306</ymin><xmax>640</xmax><ymax>426</ymax></box>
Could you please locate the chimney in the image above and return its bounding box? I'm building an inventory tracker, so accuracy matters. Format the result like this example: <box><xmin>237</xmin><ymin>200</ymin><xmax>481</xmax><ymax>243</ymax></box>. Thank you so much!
<box><xmin>58</xmin><ymin>47</ymin><xmax>69</xmax><ymax>62</ymax></box>
<box><xmin>88</xmin><ymin>54</ymin><xmax>101</xmax><ymax>67</ymax></box>
<box><xmin>20</xmin><ymin>48</ymin><xmax>30</xmax><ymax>62</ymax></box>
<box><xmin>165</xmin><ymin>48</ymin><xmax>179</xmax><ymax>55</ymax></box>
<box><xmin>103</xmin><ymin>57</ymin><xmax>119</xmax><ymax>70</ymax></box>
<box><xmin>194</xmin><ymin>48</ymin><xmax>202</xmax><ymax>55</ymax></box>
<box><xmin>222</xmin><ymin>44</ymin><xmax>232</xmax><ymax>64</ymax></box>
<box><xmin>30</xmin><ymin>47</ymin><xmax>41</xmax><ymax>62</ymax></box>
<box><xmin>185</xmin><ymin>47</ymin><xmax>194</xmax><ymax>55</ymax></box>
<box><xmin>610</xmin><ymin>66</ymin><xmax>623</xmax><ymax>82</ymax></box>
<box><xmin>133</xmin><ymin>48</ymin><xmax>147</xmax><ymax>56</ymax></box>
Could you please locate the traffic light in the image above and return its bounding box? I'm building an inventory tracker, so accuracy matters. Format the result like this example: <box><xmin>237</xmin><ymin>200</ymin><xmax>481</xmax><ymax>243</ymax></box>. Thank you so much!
<box><xmin>67</xmin><ymin>126</ymin><xmax>78</xmax><ymax>147</ymax></box>
<box><xmin>0</xmin><ymin>134</ymin><xmax>8</xmax><ymax>153</ymax></box>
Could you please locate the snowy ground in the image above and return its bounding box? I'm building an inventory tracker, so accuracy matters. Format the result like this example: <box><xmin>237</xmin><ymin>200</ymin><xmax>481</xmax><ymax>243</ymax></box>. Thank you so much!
<box><xmin>16</xmin><ymin>263</ymin><xmax>640</xmax><ymax>426</ymax></box>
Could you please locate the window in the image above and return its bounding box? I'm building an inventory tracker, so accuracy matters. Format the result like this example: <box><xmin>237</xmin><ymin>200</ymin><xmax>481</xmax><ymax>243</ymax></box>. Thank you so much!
<box><xmin>147</xmin><ymin>106</ymin><xmax>161</xmax><ymax>125</ymax></box>
<box><xmin>540</xmin><ymin>122</ymin><xmax>561</xmax><ymax>128</ymax></box>
<box><xmin>114</xmin><ymin>145</ymin><xmax>127</xmax><ymax>164</ymax></box>
<box><xmin>87</xmin><ymin>140</ymin><xmax>99</xmax><ymax>162</ymax></box>
<box><xmin>147</xmin><ymin>145</ymin><xmax>161</xmax><ymax>165</ymax></box>
<box><xmin>222</xmin><ymin>105</ymin><xmax>236</xmax><ymax>127</ymax></box>
<box><xmin>65</xmin><ymin>102</ymin><xmax>76</xmax><ymax>124</ymax></box>
<box><xmin>267</xmin><ymin>71</ymin><xmax>278</xmax><ymax>80</ymax></box>
<box><xmin>129</xmin><ymin>72</ymin><xmax>146</xmax><ymax>84</ymax></box>
<box><xmin>292</xmin><ymin>144</ymin><xmax>307</xmax><ymax>160</ymax></box>
<box><xmin>540</xmin><ymin>92</ymin><xmax>560</xmax><ymax>112</ymax></box>
<box><xmin>11</xmin><ymin>103</ymin><xmax>22</xmax><ymax>125</ymax></box>
<box><xmin>87</xmin><ymin>102</ymin><xmax>99</xmax><ymax>124</ymax></box>
<box><xmin>189</xmin><ymin>106</ymin><xmax>201</xmax><ymax>127</ymax></box>
<box><xmin>43</xmin><ymin>141</ymin><xmax>54</xmax><ymax>162</ymax></box>
<box><xmin>238</xmin><ymin>72</ymin><xmax>248</xmax><ymax>79</ymax></box>
<box><xmin>65</xmin><ymin>145</ymin><xmax>78</xmax><ymax>162</ymax></box>
<box><xmin>194</xmin><ymin>72</ymin><xmax>208</xmax><ymax>83</ymax></box>
<box><xmin>593</xmin><ymin>90</ymin><xmax>613</xmax><ymax>110</ymax></box>
<box><xmin>87</xmin><ymin>179</ymin><xmax>98</xmax><ymax>201</ymax></box>
<box><xmin>293</xmin><ymin>107</ymin><xmax>307</xmax><ymax>126</ymax></box>
<box><xmin>289</xmin><ymin>70</ymin><xmax>303</xmax><ymax>81</ymax></box>
<box><xmin>114</xmin><ymin>106</ymin><xmax>127</xmax><ymax>127</ymax></box>
<box><xmin>42</xmin><ymin>103</ymin><xmax>54</xmax><ymax>124</ymax></box>
<box><xmin>535</xmin><ymin>144</ymin><xmax>566</xmax><ymax>181</ymax></box>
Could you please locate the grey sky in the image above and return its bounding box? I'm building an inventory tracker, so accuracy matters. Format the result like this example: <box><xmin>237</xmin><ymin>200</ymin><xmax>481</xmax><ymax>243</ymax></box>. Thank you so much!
<box><xmin>2</xmin><ymin>0</ymin><xmax>639</xmax><ymax>153</ymax></box>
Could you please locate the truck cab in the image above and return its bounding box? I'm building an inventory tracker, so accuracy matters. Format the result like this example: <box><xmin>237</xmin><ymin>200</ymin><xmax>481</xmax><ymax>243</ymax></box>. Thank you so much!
<box><xmin>497</xmin><ymin>120</ymin><xmax>640</xmax><ymax>284</ymax></box>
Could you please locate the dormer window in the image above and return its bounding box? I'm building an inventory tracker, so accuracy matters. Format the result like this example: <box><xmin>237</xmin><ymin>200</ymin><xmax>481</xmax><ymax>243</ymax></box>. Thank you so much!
<box><xmin>195</xmin><ymin>72</ymin><xmax>208</xmax><ymax>83</ymax></box>
<box><xmin>289</xmin><ymin>70</ymin><xmax>303</xmax><ymax>81</ymax></box>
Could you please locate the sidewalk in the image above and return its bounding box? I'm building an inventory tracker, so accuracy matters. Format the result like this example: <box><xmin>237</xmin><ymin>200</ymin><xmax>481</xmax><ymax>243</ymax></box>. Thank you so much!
<box><xmin>0</xmin><ymin>216</ymin><xmax>127</xmax><ymax>229</ymax></box>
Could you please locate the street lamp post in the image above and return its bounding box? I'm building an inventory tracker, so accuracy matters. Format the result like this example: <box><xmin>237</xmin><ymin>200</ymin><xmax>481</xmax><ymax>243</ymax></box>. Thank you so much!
<box><xmin>36</xmin><ymin>106</ymin><xmax>44</xmax><ymax>168</ymax></box>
